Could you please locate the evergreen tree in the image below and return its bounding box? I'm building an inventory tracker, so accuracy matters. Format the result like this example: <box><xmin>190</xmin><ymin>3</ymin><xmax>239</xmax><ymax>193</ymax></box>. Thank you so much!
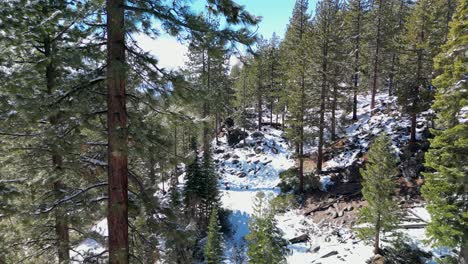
<box><xmin>422</xmin><ymin>1</ymin><xmax>468</xmax><ymax>262</ymax></box>
<box><xmin>345</xmin><ymin>0</ymin><xmax>370</xmax><ymax>120</ymax></box>
<box><xmin>310</xmin><ymin>0</ymin><xmax>344</xmax><ymax>173</ymax></box>
<box><xmin>368</xmin><ymin>0</ymin><xmax>395</xmax><ymax>109</ymax></box>
<box><xmin>397</xmin><ymin>0</ymin><xmax>458</xmax><ymax>148</ymax></box>
<box><xmin>357</xmin><ymin>134</ymin><xmax>400</xmax><ymax>255</ymax></box>
<box><xmin>246</xmin><ymin>192</ymin><xmax>290</xmax><ymax>264</ymax></box>
<box><xmin>283</xmin><ymin>0</ymin><xmax>311</xmax><ymax>191</ymax></box>
<box><xmin>205</xmin><ymin>207</ymin><xmax>223</xmax><ymax>264</ymax></box>
<box><xmin>199</xmin><ymin>149</ymin><xmax>221</xmax><ymax>226</ymax></box>
<box><xmin>0</xmin><ymin>1</ymin><xmax>105</xmax><ymax>262</ymax></box>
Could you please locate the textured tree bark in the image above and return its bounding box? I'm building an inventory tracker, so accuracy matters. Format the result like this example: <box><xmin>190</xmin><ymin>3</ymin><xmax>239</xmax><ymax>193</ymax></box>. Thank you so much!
<box><xmin>460</xmin><ymin>242</ymin><xmax>468</xmax><ymax>264</ymax></box>
<box><xmin>352</xmin><ymin>0</ymin><xmax>361</xmax><ymax>121</ymax></box>
<box><xmin>374</xmin><ymin>214</ymin><xmax>381</xmax><ymax>255</ymax></box>
<box><xmin>317</xmin><ymin>37</ymin><xmax>328</xmax><ymax>174</ymax></box>
<box><xmin>331</xmin><ymin>83</ymin><xmax>337</xmax><ymax>141</ymax></box>
<box><xmin>106</xmin><ymin>0</ymin><xmax>129</xmax><ymax>263</ymax></box>
<box><xmin>54</xmin><ymin>180</ymin><xmax>70</xmax><ymax>263</ymax></box>
<box><xmin>257</xmin><ymin>83</ymin><xmax>262</xmax><ymax>131</ymax></box>
<box><xmin>371</xmin><ymin>0</ymin><xmax>383</xmax><ymax>110</ymax></box>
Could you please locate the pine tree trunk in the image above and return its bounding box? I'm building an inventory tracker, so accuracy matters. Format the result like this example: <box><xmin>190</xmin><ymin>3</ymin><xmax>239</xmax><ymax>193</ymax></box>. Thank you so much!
<box><xmin>215</xmin><ymin>112</ymin><xmax>219</xmax><ymax>144</ymax></box>
<box><xmin>270</xmin><ymin>101</ymin><xmax>273</xmax><ymax>125</ymax></box>
<box><xmin>258</xmin><ymin>87</ymin><xmax>262</xmax><ymax>131</ymax></box>
<box><xmin>317</xmin><ymin>38</ymin><xmax>328</xmax><ymax>174</ymax></box>
<box><xmin>371</xmin><ymin>0</ymin><xmax>383</xmax><ymax>110</ymax></box>
<box><xmin>174</xmin><ymin>125</ymin><xmax>179</xmax><ymax>184</ymax></box>
<box><xmin>54</xmin><ymin>180</ymin><xmax>70</xmax><ymax>263</ymax></box>
<box><xmin>374</xmin><ymin>214</ymin><xmax>381</xmax><ymax>255</ymax></box>
<box><xmin>107</xmin><ymin>0</ymin><xmax>129</xmax><ymax>262</ymax></box>
<box><xmin>282</xmin><ymin>110</ymin><xmax>285</xmax><ymax>131</ymax></box>
<box><xmin>331</xmin><ymin>83</ymin><xmax>337</xmax><ymax>141</ymax></box>
<box><xmin>410</xmin><ymin>112</ymin><xmax>417</xmax><ymax>146</ymax></box>
<box><xmin>352</xmin><ymin>0</ymin><xmax>362</xmax><ymax>121</ymax></box>
<box><xmin>459</xmin><ymin>241</ymin><xmax>468</xmax><ymax>264</ymax></box>
<box><xmin>299</xmin><ymin>72</ymin><xmax>305</xmax><ymax>193</ymax></box>
<box><xmin>44</xmin><ymin>35</ymin><xmax>70</xmax><ymax>263</ymax></box>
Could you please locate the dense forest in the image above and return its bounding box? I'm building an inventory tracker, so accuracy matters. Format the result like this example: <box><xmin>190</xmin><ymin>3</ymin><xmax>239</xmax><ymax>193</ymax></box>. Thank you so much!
<box><xmin>0</xmin><ymin>0</ymin><xmax>466</xmax><ymax>263</ymax></box>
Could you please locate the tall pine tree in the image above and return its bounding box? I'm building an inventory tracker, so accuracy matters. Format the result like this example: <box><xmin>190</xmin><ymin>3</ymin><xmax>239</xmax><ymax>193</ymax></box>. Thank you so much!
<box><xmin>422</xmin><ymin>1</ymin><xmax>467</xmax><ymax>262</ymax></box>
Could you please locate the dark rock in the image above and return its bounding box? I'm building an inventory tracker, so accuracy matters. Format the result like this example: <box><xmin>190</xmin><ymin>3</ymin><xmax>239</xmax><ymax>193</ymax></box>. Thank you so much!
<box><xmin>254</xmin><ymin>147</ymin><xmax>263</xmax><ymax>154</ymax></box>
<box><xmin>214</xmin><ymin>148</ymin><xmax>225</xmax><ymax>154</ymax></box>
<box><xmin>289</xmin><ymin>234</ymin><xmax>309</xmax><ymax>244</ymax></box>
<box><xmin>227</xmin><ymin>128</ymin><xmax>248</xmax><ymax>146</ymax></box>
<box><xmin>310</xmin><ymin>245</ymin><xmax>321</xmax><ymax>253</ymax></box>
<box><xmin>271</xmin><ymin>147</ymin><xmax>279</xmax><ymax>154</ymax></box>
<box><xmin>232</xmin><ymin>154</ymin><xmax>240</xmax><ymax>159</ymax></box>
<box><xmin>344</xmin><ymin>160</ymin><xmax>361</xmax><ymax>182</ymax></box>
<box><xmin>224</xmin><ymin>117</ymin><xmax>234</xmax><ymax>128</ymax></box>
<box><xmin>252</xmin><ymin>131</ymin><xmax>264</xmax><ymax>138</ymax></box>
<box><xmin>237</xmin><ymin>172</ymin><xmax>247</xmax><ymax>178</ymax></box>
<box><xmin>263</xmin><ymin>160</ymin><xmax>272</xmax><ymax>165</ymax></box>
<box><xmin>222</xmin><ymin>154</ymin><xmax>231</xmax><ymax>160</ymax></box>
<box><xmin>232</xmin><ymin>160</ymin><xmax>240</xmax><ymax>165</ymax></box>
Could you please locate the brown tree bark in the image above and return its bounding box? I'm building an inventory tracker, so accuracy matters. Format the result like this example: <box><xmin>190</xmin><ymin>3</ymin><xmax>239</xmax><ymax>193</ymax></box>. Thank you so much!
<box><xmin>374</xmin><ymin>214</ymin><xmax>381</xmax><ymax>255</ymax></box>
<box><xmin>257</xmin><ymin>81</ymin><xmax>263</xmax><ymax>131</ymax></box>
<box><xmin>371</xmin><ymin>0</ymin><xmax>383</xmax><ymax>110</ymax></box>
<box><xmin>317</xmin><ymin>30</ymin><xmax>328</xmax><ymax>174</ymax></box>
<box><xmin>352</xmin><ymin>0</ymin><xmax>362</xmax><ymax>121</ymax></box>
<box><xmin>106</xmin><ymin>0</ymin><xmax>129</xmax><ymax>263</ymax></box>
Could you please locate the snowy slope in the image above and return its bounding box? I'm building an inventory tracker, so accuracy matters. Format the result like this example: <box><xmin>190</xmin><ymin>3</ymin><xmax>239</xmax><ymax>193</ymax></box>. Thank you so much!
<box><xmin>212</xmin><ymin>127</ymin><xmax>295</xmax><ymax>261</ymax></box>
<box><xmin>216</xmin><ymin>92</ymin><xmax>449</xmax><ymax>263</ymax></box>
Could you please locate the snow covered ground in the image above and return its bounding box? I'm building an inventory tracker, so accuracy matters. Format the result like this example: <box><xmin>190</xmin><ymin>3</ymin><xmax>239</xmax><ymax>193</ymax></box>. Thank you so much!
<box><xmin>71</xmin><ymin>92</ymin><xmax>448</xmax><ymax>263</ymax></box>
<box><xmin>215</xmin><ymin>92</ymin><xmax>449</xmax><ymax>263</ymax></box>
<box><xmin>212</xmin><ymin>127</ymin><xmax>295</xmax><ymax>260</ymax></box>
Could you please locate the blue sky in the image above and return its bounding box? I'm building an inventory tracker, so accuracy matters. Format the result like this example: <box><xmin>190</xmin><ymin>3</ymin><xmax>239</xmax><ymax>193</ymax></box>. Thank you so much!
<box><xmin>136</xmin><ymin>0</ymin><xmax>318</xmax><ymax>69</ymax></box>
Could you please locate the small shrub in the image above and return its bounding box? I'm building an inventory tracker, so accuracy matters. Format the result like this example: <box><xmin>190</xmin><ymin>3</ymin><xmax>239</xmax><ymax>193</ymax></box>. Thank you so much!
<box><xmin>270</xmin><ymin>194</ymin><xmax>299</xmax><ymax>213</ymax></box>
<box><xmin>278</xmin><ymin>168</ymin><xmax>321</xmax><ymax>194</ymax></box>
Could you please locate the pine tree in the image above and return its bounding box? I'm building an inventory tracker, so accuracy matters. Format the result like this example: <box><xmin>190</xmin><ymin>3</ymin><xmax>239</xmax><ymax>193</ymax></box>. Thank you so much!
<box><xmin>246</xmin><ymin>192</ymin><xmax>290</xmax><ymax>264</ymax></box>
<box><xmin>0</xmin><ymin>1</ymin><xmax>105</xmax><ymax>262</ymax></box>
<box><xmin>345</xmin><ymin>0</ymin><xmax>370</xmax><ymax>120</ymax></box>
<box><xmin>397</xmin><ymin>0</ymin><xmax>458</xmax><ymax>148</ymax></box>
<box><xmin>311</xmin><ymin>0</ymin><xmax>344</xmax><ymax>173</ymax></box>
<box><xmin>283</xmin><ymin>0</ymin><xmax>311</xmax><ymax>191</ymax></box>
<box><xmin>422</xmin><ymin>1</ymin><xmax>467</xmax><ymax>262</ymax></box>
<box><xmin>200</xmin><ymin>149</ymin><xmax>221</xmax><ymax>226</ymax></box>
<box><xmin>205</xmin><ymin>207</ymin><xmax>223</xmax><ymax>264</ymax></box>
<box><xmin>357</xmin><ymin>134</ymin><xmax>400</xmax><ymax>255</ymax></box>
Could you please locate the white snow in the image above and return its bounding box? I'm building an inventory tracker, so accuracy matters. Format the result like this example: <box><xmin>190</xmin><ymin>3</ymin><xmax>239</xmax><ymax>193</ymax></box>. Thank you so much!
<box><xmin>212</xmin><ymin>126</ymin><xmax>295</xmax><ymax>260</ymax></box>
<box><xmin>216</xmin><ymin>92</ymin><xmax>450</xmax><ymax>263</ymax></box>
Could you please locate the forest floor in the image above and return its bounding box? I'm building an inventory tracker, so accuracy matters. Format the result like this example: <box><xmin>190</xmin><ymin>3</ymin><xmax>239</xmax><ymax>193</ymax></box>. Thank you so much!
<box><xmin>214</xmin><ymin>92</ymin><xmax>453</xmax><ymax>263</ymax></box>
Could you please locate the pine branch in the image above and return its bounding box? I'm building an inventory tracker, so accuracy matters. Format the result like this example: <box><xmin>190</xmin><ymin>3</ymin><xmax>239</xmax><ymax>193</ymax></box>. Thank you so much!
<box><xmin>36</xmin><ymin>182</ymin><xmax>108</xmax><ymax>214</ymax></box>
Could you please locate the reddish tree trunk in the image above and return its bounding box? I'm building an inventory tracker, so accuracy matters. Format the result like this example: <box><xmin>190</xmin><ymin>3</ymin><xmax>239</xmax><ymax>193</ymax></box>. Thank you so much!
<box><xmin>107</xmin><ymin>0</ymin><xmax>129</xmax><ymax>263</ymax></box>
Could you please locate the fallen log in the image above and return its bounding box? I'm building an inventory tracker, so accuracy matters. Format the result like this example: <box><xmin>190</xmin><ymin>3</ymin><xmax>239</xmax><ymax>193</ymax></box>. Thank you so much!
<box><xmin>289</xmin><ymin>234</ymin><xmax>309</xmax><ymax>244</ymax></box>
<box><xmin>398</xmin><ymin>223</ymin><xmax>427</xmax><ymax>229</ymax></box>
<box><xmin>320</xmin><ymin>250</ymin><xmax>339</xmax><ymax>258</ymax></box>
